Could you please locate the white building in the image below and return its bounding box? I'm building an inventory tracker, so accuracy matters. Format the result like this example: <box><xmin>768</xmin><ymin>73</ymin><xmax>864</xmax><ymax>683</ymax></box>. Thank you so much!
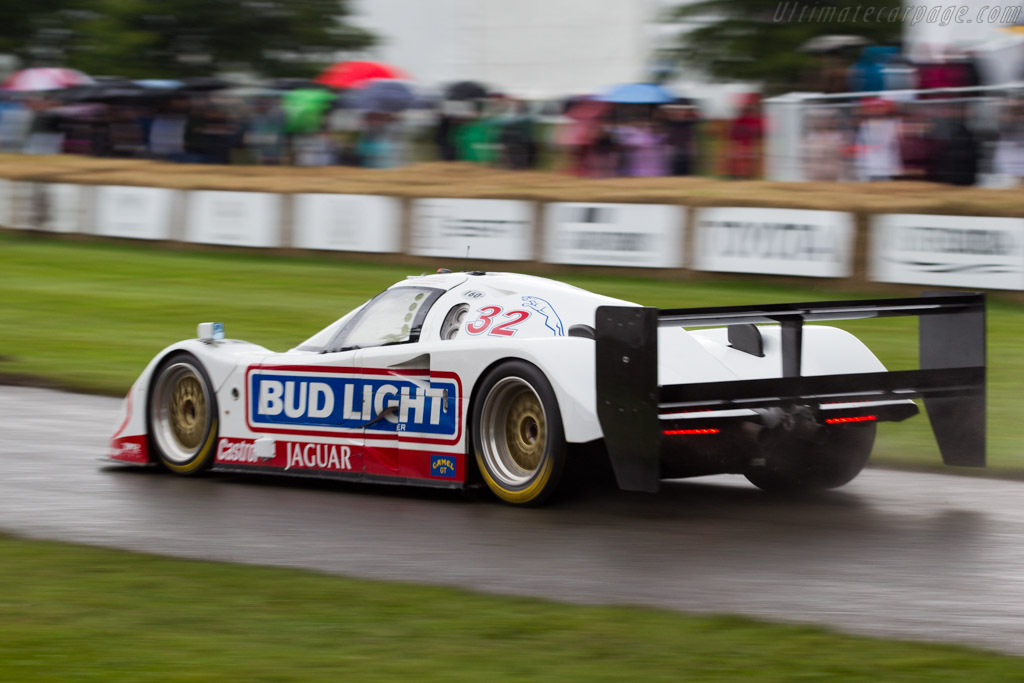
<box><xmin>351</xmin><ymin>0</ymin><xmax>658</xmax><ymax>98</ymax></box>
<box><xmin>350</xmin><ymin>0</ymin><xmax>755</xmax><ymax>116</ymax></box>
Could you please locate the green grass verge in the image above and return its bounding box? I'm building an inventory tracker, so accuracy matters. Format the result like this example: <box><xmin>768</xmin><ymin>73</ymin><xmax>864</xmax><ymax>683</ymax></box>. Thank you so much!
<box><xmin>1</xmin><ymin>533</ymin><xmax>1021</xmax><ymax>680</ymax></box>
<box><xmin>1</xmin><ymin>231</ymin><xmax>1021</xmax><ymax>471</ymax></box>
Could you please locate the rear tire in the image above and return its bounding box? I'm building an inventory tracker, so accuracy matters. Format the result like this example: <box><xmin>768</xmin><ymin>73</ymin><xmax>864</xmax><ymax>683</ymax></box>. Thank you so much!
<box><xmin>744</xmin><ymin>423</ymin><xmax>875</xmax><ymax>492</ymax></box>
<box><xmin>472</xmin><ymin>361</ymin><xmax>567</xmax><ymax>505</ymax></box>
<box><xmin>148</xmin><ymin>352</ymin><xmax>219</xmax><ymax>475</ymax></box>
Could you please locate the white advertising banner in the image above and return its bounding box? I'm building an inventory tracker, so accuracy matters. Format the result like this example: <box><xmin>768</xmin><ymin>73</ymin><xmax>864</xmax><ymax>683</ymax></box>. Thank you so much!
<box><xmin>870</xmin><ymin>214</ymin><xmax>1024</xmax><ymax>290</ymax></box>
<box><xmin>186</xmin><ymin>191</ymin><xmax>281</xmax><ymax>248</ymax></box>
<box><xmin>42</xmin><ymin>183</ymin><xmax>85</xmax><ymax>234</ymax></box>
<box><xmin>694</xmin><ymin>207</ymin><xmax>855</xmax><ymax>278</ymax></box>
<box><xmin>411</xmin><ymin>198</ymin><xmax>533</xmax><ymax>261</ymax></box>
<box><xmin>0</xmin><ymin>179</ymin><xmax>11</xmax><ymax>227</ymax></box>
<box><xmin>543</xmin><ymin>203</ymin><xmax>684</xmax><ymax>268</ymax></box>
<box><xmin>293</xmin><ymin>194</ymin><xmax>401</xmax><ymax>253</ymax></box>
<box><xmin>7</xmin><ymin>182</ymin><xmax>36</xmax><ymax>230</ymax></box>
<box><xmin>96</xmin><ymin>185</ymin><xmax>176</xmax><ymax>240</ymax></box>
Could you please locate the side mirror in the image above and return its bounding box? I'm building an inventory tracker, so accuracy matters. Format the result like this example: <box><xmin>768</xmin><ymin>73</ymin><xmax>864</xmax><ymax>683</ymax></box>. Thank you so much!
<box><xmin>197</xmin><ymin>322</ymin><xmax>225</xmax><ymax>342</ymax></box>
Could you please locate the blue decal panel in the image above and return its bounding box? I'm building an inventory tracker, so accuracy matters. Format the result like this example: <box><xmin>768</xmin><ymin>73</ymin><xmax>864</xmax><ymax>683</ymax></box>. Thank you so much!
<box><xmin>248</xmin><ymin>369</ymin><xmax>459</xmax><ymax>442</ymax></box>
<box><xmin>430</xmin><ymin>454</ymin><xmax>457</xmax><ymax>478</ymax></box>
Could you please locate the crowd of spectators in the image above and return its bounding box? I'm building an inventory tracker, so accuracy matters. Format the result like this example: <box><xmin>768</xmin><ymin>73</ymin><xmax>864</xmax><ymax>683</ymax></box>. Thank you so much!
<box><xmin>809</xmin><ymin>45</ymin><xmax>986</xmax><ymax>95</ymax></box>
<box><xmin>4</xmin><ymin>45</ymin><xmax>1024</xmax><ymax>188</ymax></box>
<box><xmin>803</xmin><ymin>97</ymin><xmax>999</xmax><ymax>185</ymax></box>
<box><xmin>796</xmin><ymin>43</ymin><xmax>1024</xmax><ymax>186</ymax></box>
<box><xmin>0</xmin><ymin>78</ymin><xmax>733</xmax><ymax>177</ymax></box>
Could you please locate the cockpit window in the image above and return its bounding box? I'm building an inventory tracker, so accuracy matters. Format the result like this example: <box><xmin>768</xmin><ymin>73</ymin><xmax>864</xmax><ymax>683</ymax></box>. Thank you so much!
<box><xmin>326</xmin><ymin>287</ymin><xmax>442</xmax><ymax>352</ymax></box>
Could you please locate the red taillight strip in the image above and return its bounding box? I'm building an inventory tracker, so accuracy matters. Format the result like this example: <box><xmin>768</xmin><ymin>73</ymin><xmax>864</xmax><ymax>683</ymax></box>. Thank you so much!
<box><xmin>663</xmin><ymin>428</ymin><xmax>721</xmax><ymax>435</ymax></box>
<box><xmin>825</xmin><ymin>415</ymin><xmax>877</xmax><ymax>424</ymax></box>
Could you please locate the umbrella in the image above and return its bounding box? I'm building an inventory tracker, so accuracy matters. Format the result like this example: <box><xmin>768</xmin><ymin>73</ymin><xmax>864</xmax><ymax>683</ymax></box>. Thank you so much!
<box><xmin>282</xmin><ymin>87</ymin><xmax>336</xmax><ymax>134</ymax></box>
<box><xmin>135</xmin><ymin>79</ymin><xmax>184</xmax><ymax>90</ymax></box>
<box><xmin>316</xmin><ymin>61</ymin><xmax>408</xmax><ymax>89</ymax></box>
<box><xmin>351</xmin><ymin>79</ymin><xmax>416</xmax><ymax>113</ymax></box>
<box><xmin>58</xmin><ymin>78</ymin><xmax>141</xmax><ymax>103</ymax></box>
<box><xmin>181</xmin><ymin>76</ymin><xmax>232</xmax><ymax>92</ymax></box>
<box><xmin>598</xmin><ymin>83</ymin><xmax>675</xmax><ymax>104</ymax></box>
<box><xmin>445</xmin><ymin>80</ymin><xmax>488</xmax><ymax>101</ymax></box>
<box><xmin>2</xmin><ymin>67</ymin><xmax>94</xmax><ymax>91</ymax></box>
<box><xmin>799</xmin><ymin>35</ymin><xmax>870</xmax><ymax>53</ymax></box>
<box><xmin>268</xmin><ymin>77</ymin><xmax>325</xmax><ymax>92</ymax></box>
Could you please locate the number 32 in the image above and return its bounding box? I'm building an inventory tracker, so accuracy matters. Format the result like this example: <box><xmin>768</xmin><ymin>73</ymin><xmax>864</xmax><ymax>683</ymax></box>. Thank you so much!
<box><xmin>465</xmin><ymin>306</ymin><xmax>530</xmax><ymax>337</ymax></box>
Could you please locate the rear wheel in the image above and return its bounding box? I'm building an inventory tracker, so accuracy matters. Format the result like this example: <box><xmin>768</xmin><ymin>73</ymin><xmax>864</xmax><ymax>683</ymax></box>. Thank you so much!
<box><xmin>472</xmin><ymin>361</ymin><xmax>567</xmax><ymax>505</ymax></box>
<box><xmin>148</xmin><ymin>353</ymin><xmax>219</xmax><ymax>475</ymax></box>
<box><xmin>744</xmin><ymin>423</ymin><xmax>876</xmax><ymax>492</ymax></box>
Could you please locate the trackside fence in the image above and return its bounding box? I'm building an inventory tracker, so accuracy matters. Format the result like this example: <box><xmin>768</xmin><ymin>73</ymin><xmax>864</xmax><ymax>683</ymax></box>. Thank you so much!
<box><xmin>2</xmin><ymin>179</ymin><xmax>1023</xmax><ymax>292</ymax></box>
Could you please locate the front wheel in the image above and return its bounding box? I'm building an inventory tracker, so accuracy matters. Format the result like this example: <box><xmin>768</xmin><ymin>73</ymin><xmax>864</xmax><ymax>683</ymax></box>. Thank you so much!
<box><xmin>472</xmin><ymin>361</ymin><xmax>567</xmax><ymax>505</ymax></box>
<box><xmin>148</xmin><ymin>353</ymin><xmax>219</xmax><ymax>475</ymax></box>
<box><xmin>744</xmin><ymin>423</ymin><xmax>876</xmax><ymax>493</ymax></box>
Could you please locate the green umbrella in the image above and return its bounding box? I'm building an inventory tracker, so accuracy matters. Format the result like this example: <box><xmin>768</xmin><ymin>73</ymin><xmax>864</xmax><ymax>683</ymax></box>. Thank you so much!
<box><xmin>282</xmin><ymin>88</ymin><xmax>336</xmax><ymax>134</ymax></box>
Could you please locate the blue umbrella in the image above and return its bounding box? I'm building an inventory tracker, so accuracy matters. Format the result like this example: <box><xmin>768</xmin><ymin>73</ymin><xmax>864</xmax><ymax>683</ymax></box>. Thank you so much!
<box><xmin>598</xmin><ymin>83</ymin><xmax>675</xmax><ymax>104</ymax></box>
<box><xmin>351</xmin><ymin>79</ymin><xmax>416</xmax><ymax>113</ymax></box>
<box><xmin>134</xmin><ymin>79</ymin><xmax>184</xmax><ymax>90</ymax></box>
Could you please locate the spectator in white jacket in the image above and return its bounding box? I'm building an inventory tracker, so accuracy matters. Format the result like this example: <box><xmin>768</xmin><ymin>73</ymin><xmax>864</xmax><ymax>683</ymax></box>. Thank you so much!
<box><xmin>854</xmin><ymin>98</ymin><xmax>902</xmax><ymax>182</ymax></box>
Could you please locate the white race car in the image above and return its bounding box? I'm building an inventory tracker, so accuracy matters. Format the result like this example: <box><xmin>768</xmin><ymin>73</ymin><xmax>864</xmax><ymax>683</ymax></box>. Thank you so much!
<box><xmin>109</xmin><ymin>271</ymin><xmax>986</xmax><ymax>505</ymax></box>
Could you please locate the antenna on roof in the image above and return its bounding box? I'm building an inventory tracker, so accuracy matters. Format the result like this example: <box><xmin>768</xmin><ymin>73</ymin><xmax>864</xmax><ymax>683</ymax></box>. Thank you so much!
<box><xmin>464</xmin><ymin>245</ymin><xmax>470</xmax><ymax>272</ymax></box>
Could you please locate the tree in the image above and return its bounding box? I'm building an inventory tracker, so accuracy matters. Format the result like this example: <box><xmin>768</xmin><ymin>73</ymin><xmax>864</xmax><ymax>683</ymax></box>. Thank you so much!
<box><xmin>663</xmin><ymin>0</ymin><xmax>902</xmax><ymax>91</ymax></box>
<box><xmin>0</xmin><ymin>0</ymin><xmax>82</xmax><ymax>67</ymax></box>
<box><xmin>5</xmin><ymin>0</ymin><xmax>376</xmax><ymax>79</ymax></box>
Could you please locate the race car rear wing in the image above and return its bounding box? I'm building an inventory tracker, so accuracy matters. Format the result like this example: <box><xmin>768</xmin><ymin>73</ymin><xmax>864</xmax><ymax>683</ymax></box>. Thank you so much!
<box><xmin>595</xmin><ymin>293</ymin><xmax>986</xmax><ymax>492</ymax></box>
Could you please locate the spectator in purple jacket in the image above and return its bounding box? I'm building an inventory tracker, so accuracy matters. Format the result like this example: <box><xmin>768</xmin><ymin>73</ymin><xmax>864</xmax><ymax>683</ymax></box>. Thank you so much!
<box><xmin>615</xmin><ymin>119</ymin><xmax>670</xmax><ymax>177</ymax></box>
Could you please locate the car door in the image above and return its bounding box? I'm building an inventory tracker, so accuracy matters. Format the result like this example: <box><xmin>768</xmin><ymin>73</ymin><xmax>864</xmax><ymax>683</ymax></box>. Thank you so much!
<box><xmin>248</xmin><ymin>347</ymin><xmax>366</xmax><ymax>476</ymax></box>
<box><xmin>322</xmin><ymin>284</ymin><xmax>453</xmax><ymax>481</ymax></box>
<box><xmin>357</xmin><ymin>345</ymin><xmax>461</xmax><ymax>481</ymax></box>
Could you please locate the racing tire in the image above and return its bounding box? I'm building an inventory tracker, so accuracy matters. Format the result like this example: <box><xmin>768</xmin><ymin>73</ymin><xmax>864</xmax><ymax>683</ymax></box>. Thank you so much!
<box><xmin>472</xmin><ymin>360</ymin><xmax>567</xmax><ymax>506</ymax></box>
<box><xmin>148</xmin><ymin>352</ymin><xmax>219</xmax><ymax>476</ymax></box>
<box><xmin>744</xmin><ymin>423</ymin><xmax>876</xmax><ymax>493</ymax></box>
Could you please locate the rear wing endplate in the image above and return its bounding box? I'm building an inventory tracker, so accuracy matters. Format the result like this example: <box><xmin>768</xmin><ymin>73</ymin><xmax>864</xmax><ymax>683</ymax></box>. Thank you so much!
<box><xmin>595</xmin><ymin>293</ymin><xmax>986</xmax><ymax>492</ymax></box>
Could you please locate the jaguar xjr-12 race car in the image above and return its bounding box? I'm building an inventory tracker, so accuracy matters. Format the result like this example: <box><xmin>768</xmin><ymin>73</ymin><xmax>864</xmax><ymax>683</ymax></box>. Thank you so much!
<box><xmin>109</xmin><ymin>271</ymin><xmax>986</xmax><ymax>505</ymax></box>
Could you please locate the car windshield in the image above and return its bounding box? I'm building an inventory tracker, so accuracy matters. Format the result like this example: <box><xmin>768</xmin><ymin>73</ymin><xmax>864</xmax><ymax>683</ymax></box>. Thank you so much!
<box><xmin>294</xmin><ymin>306</ymin><xmax>362</xmax><ymax>352</ymax></box>
<box><xmin>327</xmin><ymin>286</ymin><xmax>443</xmax><ymax>352</ymax></box>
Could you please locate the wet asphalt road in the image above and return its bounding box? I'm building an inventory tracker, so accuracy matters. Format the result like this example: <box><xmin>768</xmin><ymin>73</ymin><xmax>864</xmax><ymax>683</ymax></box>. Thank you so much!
<box><xmin>2</xmin><ymin>385</ymin><xmax>1023</xmax><ymax>654</ymax></box>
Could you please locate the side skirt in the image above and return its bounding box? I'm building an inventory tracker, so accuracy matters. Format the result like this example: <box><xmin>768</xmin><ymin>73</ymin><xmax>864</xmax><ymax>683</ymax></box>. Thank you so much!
<box><xmin>210</xmin><ymin>464</ymin><xmax>465</xmax><ymax>490</ymax></box>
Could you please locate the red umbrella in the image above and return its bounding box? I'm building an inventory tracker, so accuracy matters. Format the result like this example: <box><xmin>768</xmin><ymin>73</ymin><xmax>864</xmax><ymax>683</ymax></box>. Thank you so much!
<box><xmin>315</xmin><ymin>61</ymin><xmax>408</xmax><ymax>89</ymax></box>
<box><xmin>2</xmin><ymin>68</ymin><xmax>94</xmax><ymax>91</ymax></box>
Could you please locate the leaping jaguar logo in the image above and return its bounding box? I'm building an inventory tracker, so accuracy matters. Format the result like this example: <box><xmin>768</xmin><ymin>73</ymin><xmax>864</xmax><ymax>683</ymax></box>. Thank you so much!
<box><xmin>521</xmin><ymin>296</ymin><xmax>564</xmax><ymax>336</ymax></box>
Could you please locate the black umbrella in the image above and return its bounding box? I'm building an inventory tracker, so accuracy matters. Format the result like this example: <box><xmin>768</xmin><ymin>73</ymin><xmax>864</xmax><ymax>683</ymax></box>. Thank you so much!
<box><xmin>269</xmin><ymin>78</ymin><xmax>327</xmax><ymax>92</ymax></box>
<box><xmin>57</xmin><ymin>84</ymin><xmax>102</xmax><ymax>103</ymax></box>
<box><xmin>181</xmin><ymin>76</ymin><xmax>233</xmax><ymax>92</ymax></box>
<box><xmin>445</xmin><ymin>80</ymin><xmax>488</xmax><ymax>101</ymax></box>
<box><xmin>58</xmin><ymin>78</ymin><xmax>145</xmax><ymax>103</ymax></box>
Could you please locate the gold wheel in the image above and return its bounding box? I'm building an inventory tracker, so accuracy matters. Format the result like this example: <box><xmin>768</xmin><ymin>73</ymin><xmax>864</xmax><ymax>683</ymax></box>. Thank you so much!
<box><xmin>169</xmin><ymin>374</ymin><xmax>206</xmax><ymax>451</ymax></box>
<box><xmin>503</xmin><ymin>388</ymin><xmax>546</xmax><ymax>474</ymax></box>
<box><xmin>473</xmin><ymin>362</ymin><xmax>567</xmax><ymax>505</ymax></box>
<box><xmin>150</xmin><ymin>357</ymin><xmax>218</xmax><ymax>474</ymax></box>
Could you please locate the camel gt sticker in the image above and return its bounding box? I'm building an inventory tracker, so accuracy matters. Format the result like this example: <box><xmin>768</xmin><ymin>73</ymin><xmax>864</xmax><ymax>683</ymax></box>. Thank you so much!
<box><xmin>248</xmin><ymin>368</ymin><xmax>460</xmax><ymax>442</ymax></box>
<box><xmin>430</xmin><ymin>455</ymin><xmax>457</xmax><ymax>478</ymax></box>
